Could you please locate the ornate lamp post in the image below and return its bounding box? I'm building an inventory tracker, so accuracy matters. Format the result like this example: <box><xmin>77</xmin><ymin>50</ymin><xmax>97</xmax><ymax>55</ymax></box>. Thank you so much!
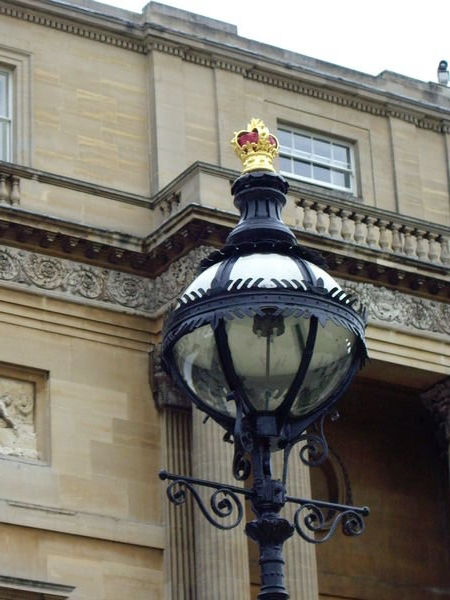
<box><xmin>159</xmin><ymin>119</ymin><xmax>369</xmax><ymax>599</ymax></box>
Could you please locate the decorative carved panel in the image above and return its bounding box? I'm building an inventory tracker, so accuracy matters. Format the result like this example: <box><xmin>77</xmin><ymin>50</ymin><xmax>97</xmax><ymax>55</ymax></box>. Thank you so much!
<box><xmin>0</xmin><ymin>376</ymin><xmax>36</xmax><ymax>459</ymax></box>
<box><xmin>0</xmin><ymin>364</ymin><xmax>48</xmax><ymax>462</ymax></box>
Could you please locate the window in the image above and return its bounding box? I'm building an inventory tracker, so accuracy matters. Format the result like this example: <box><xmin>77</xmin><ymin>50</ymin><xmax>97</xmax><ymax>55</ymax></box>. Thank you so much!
<box><xmin>0</xmin><ymin>69</ymin><xmax>11</xmax><ymax>161</ymax></box>
<box><xmin>278</xmin><ymin>127</ymin><xmax>355</xmax><ymax>193</ymax></box>
<box><xmin>0</xmin><ymin>46</ymin><xmax>32</xmax><ymax>165</ymax></box>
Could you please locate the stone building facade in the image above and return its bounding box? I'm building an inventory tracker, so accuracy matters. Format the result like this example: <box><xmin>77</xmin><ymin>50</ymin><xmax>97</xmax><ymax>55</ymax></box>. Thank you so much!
<box><xmin>0</xmin><ymin>1</ymin><xmax>447</xmax><ymax>598</ymax></box>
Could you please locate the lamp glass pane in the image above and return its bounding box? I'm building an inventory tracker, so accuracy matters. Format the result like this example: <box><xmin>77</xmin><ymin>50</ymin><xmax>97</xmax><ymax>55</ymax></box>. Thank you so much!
<box><xmin>226</xmin><ymin>313</ymin><xmax>309</xmax><ymax>412</ymax></box>
<box><xmin>290</xmin><ymin>321</ymin><xmax>356</xmax><ymax>417</ymax></box>
<box><xmin>173</xmin><ymin>325</ymin><xmax>234</xmax><ymax>417</ymax></box>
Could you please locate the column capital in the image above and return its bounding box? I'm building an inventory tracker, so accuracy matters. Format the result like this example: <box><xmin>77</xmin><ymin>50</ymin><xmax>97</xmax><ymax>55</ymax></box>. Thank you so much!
<box><xmin>151</xmin><ymin>343</ymin><xmax>191</xmax><ymax>410</ymax></box>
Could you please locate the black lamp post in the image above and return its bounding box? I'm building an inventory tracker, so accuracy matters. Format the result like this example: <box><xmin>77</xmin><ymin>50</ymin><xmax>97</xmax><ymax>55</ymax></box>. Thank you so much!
<box><xmin>159</xmin><ymin>119</ymin><xmax>369</xmax><ymax>599</ymax></box>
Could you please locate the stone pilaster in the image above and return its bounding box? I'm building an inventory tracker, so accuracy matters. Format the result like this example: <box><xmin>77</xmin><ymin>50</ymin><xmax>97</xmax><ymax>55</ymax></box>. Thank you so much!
<box><xmin>163</xmin><ymin>408</ymin><xmax>196</xmax><ymax>600</ymax></box>
<box><xmin>192</xmin><ymin>409</ymin><xmax>251</xmax><ymax>600</ymax></box>
<box><xmin>154</xmin><ymin>345</ymin><xmax>196</xmax><ymax>600</ymax></box>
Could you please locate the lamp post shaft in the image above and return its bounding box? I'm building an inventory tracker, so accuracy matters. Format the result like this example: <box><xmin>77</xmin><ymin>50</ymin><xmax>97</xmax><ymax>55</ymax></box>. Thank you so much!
<box><xmin>246</xmin><ymin>515</ymin><xmax>293</xmax><ymax>599</ymax></box>
<box><xmin>245</xmin><ymin>446</ymin><xmax>294</xmax><ymax>599</ymax></box>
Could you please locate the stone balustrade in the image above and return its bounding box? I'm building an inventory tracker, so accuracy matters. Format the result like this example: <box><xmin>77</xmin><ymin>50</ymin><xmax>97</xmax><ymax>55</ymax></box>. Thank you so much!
<box><xmin>0</xmin><ymin>172</ymin><xmax>20</xmax><ymax>205</ymax></box>
<box><xmin>0</xmin><ymin>160</ymin><xmax>448</xmax><ymax>276</ymax></box>
<box><xmin>295</xmin><ymin>198</ymin><xmax>450</xmax><ymax>267</ymax></box>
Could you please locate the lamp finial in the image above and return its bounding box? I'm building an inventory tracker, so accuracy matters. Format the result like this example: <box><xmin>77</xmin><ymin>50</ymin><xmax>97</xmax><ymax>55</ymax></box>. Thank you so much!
<box><xmin>231</xmin><ymin>118</ymin><xmax>279</xmax><ymax>173</ymax></box>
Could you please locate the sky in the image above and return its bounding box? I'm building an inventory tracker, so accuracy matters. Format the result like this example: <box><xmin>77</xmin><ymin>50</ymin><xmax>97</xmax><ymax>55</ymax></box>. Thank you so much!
<box><xmin>96</xmin><ymin>0</ymin><xmax>450</xmax><ymax>84</ymax></box>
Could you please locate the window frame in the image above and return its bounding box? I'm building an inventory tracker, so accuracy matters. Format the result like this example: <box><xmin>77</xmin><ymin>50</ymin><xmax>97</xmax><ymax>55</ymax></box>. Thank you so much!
<box><xmin>277</xmin><ymin>126</ymin><xmax>356</xmax><ymax>194</ymax></box>
<box><xmin>0</xmin><ymin>46</ymin><xmax>32</xmax><ymax>166</ymax></box>
<box><xmin>0</xmin><ymin>67</ymin><xmax>12</xmax><ymax>162</ymax></box>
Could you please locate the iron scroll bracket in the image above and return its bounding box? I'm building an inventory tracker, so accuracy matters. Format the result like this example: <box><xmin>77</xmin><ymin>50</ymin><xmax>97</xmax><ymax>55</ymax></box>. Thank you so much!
<box><xmin>159</xmin><ymin>469</ymin><xmax>369</xmax><ymax>541</ymax></box>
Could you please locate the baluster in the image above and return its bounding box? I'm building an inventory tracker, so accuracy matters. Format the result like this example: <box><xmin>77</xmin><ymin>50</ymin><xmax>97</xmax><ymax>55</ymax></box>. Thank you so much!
<box><xmin>327</xmin><ymin>207</ymin><xmax>341</xmax><ymax>238</ymax></box>
<box><xmin>314</xmin><ymin>203</ymin><xmax>327</xmax><ymax>235</ymax></box>
<box><xmin>428</xmin><ymin>234</ymin><xmax>441</xmax><ymax>263</ymax></box>
<box><xmin>391</xmin><ymin>224</ymin><xmax>402</xmax><ymax>254</ymax></box>
<box><xmin>402</xmin><ymin>226</ymin><xmax>416</xmax><ymax>257</ymax></box>
<box><xmin>0</xmin><ymin>174</ymin><xmax>7</xmax><ymax>203</ymax></box>
<box><xmin>440</xmin><ymin>236</ymin><xmax>450</xmax><ymax>265</ymax></box>
<box><xmin>340</xmin><ymin>209</ymin><xmax>353</xmax><ymax>241</ymax></box>
<box><xmin>353</xmin><ymin>213</ymin><xmax>366</xmax><ymax>244</ymax></box>
<box><xmin>365</xmin><ymin>216</ymin><xmax>379</xmax><ymax>247</ymax></box>
<box><xmin>377</xmin><ymin>219</ymin><xmax>390</xmax><ymax>251</ymax></box>
<box><xmin>302</xmin><ymin>200</ymin><xmax>316</xmax><ymax>232</ymax></box>
<box><xmin>10</xmin><ymin>176</ymin><xmax>20</xmax><ymax>205</ymax></box>
<box><xmin>415</xmin><ymin>230</ymin><xmax>429</xmax><ymax>261</ymax></box>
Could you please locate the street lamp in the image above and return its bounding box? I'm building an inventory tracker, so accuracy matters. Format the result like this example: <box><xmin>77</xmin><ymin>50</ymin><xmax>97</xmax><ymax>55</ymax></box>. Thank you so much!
<box><xmin>159</xmin><ymin>119</ymin><xmax>369</xmax><ymax>599</ymax></box>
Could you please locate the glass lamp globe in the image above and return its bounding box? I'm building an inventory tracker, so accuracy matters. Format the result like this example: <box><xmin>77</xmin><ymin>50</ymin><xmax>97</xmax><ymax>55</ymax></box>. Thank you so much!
<box><xmin>161</xmin><ymin>119</ymin><xmax>367</xmax><ymax>447</ymax></box>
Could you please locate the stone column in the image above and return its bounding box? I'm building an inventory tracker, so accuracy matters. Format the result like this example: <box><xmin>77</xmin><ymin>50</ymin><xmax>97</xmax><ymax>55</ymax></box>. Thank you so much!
<box><xmin>163</xmin><ymin>408</ymin><xmax>196</xmax><ymax>600</ymax></box>
<box><xmin>192</xmin><ymin>409</ymin><xmax>251</xmax><ymax>600</ymax></box>
<box><xmin>273</xmin><ymin>453</ymin><xmax>319</xmax><ymax>599</ymax></box>
<box><xmin>154</xmin><ymin>346</ymin><xmax>196</xmax><ymax>600</ymax></box>
<box><xmin>421</xmin><ymin>377</ymin><xmax>450</xmax><ymax>474</ymax></box>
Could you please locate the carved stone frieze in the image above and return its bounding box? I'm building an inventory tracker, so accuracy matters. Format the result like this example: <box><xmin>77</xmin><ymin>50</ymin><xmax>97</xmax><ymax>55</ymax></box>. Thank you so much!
<box><xmin>339</xmin><ymin>279</ymin><xmax>450</xmax><ymax>336</ymax></box>
<box><xmin>0</xmin><ymin>244</ymin><xmax>215</xmax><ymax>315</ymax></box>
<box><xmin>0</xmin><ymin>245</ymin><xmax>448</xmax><ymax>340</ymax></box>
<box><xmin>149</xmin><ymin>245</ymin><xmax>215</xmax><ymax>311</ymax></box>
<box><xmin>0</xmin><ymin>376</ymin><xmax>37</xmax><ymax>459</ymax></box>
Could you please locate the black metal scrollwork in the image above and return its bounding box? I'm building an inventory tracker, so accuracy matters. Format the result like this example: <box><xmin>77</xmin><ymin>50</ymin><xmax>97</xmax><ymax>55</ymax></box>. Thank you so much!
<box><xmin>296</xmin><ymin>409</ymin><xmax>339</xmax><ymax>467</ymax></box>
<box><xmin>160</xmin><ymin>471</ymin><xmax>246</xmax><ymax>530</ymax></box>
<box><xmin>232</xmin><ymin>399</ymin><xmax>253</xmax><ymax>481</ymax></box>
<box><xmin>293</xmin><ymin>502</ymin><xmax>367</xmax><ymax>544</ymax></box>
<box><xmin>233</xmin><ymin>449</ymin><xmax>252</xmax><ymax>481</ymax></box>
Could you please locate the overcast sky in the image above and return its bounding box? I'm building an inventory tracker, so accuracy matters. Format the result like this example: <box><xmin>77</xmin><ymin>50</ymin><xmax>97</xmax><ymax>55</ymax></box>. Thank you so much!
<box><xmin>98</xmin><ymin>0</ymin><xmax>450</xmax><ymax>85</ymax></box>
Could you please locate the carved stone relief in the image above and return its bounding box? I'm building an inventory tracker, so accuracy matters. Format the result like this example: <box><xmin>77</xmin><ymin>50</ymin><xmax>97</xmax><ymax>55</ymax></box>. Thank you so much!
<box><xmin>339</xmin><ymin>279</ymin><xmax>450</xmax><ymax>336</ymax></box>
<box><xmin>0</xmin><ymin>376</ymin><xmax>37</xmax><ymax>459</ymax></box>
<box><xmin>0</xmin><ymin>244</ymin><xmax>448</xmax><ymax>340</ymax></box>
<box><xmin>0</xmin><ymin>245</ymin><xmax>214</xmax><ymax>316</ymax></box>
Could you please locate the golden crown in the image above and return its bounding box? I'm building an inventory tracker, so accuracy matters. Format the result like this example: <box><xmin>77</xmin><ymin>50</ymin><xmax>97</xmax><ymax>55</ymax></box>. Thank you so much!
<box><xmin>231</xmin><ymin>118</ymin><xmax>279</xmax><ymax>173</ymax></box>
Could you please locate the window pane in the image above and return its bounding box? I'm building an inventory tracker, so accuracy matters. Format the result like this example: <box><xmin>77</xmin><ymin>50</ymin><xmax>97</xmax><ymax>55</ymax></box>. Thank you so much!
<box><xmin>294</xmin><ymin>159</ymin><xmax>311</xmax><ymax>178</ymax></box>
<box><xmin>0</xmin><ymin>73</ymin><xmax>8</xmax><ymax>118</ymax></box>
<box><xmin>278</xmin><ymin>129</ymin><xmax>292</xmax><ymax>148</ymax></box>
<box><xmin>279</xmin><ymin>156</ymin><xmax>292</xmax><ymax>172</ymax></box>
<box><xmin>313</xmin><ymin>164</ymin><xmax>331</xmax><ymax>183</ymax></box>
<box><xmin>333</xmin><ymin>143</ymin><xmax>350</xmax><ymax>166</ymax></box>
<box><xmin>277</xmin><ymin>126</ymin><xmax>354</xmax><ymax>192</ymax></box>
<box><xmin>313</xmin><ymin>138</ymin><xmax>331</xmax><ymax>159</ymax></box>
<box><xmin>294</xmin><ymin>133</ymin><xmax>311</xmax><ymax>153</ymax></box>
<box><xmin>0</xmin><ymin>121</ymin><xmax>9</xmax><ymax>161</ymax></box>
<box><xmin>332</xmin><ymin>170</ymin><xmax>347</xmax><ymax>188</ymax></box>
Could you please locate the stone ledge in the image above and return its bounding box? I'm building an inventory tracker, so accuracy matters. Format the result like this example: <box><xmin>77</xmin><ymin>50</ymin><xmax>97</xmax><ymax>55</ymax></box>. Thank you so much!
<box><xmin>0</xmin><ymin>496</ymin><xmax>165</xmax><ymax>549</ymax></box>
<box><xmin>0</xmin><ymin>574</ymin><xmax>74</xmax><ymax>599</ymax></box>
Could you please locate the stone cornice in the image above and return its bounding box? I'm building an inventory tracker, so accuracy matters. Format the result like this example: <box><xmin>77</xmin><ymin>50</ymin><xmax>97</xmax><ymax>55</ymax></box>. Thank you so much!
<box><xmin>0</xmin><ymin>0</ymin><xmax>147</xmax><ymax>53</ymax></box>
<box><xmin>0</xmin><ymin>161</ymin><xmax>448</xmax><ymax>298</ymax></box>
<box><xmin>2</xmin><ymin>159</ymin><xmax>449</xmax><ymax>241</ymax></box>
<box><xmin>0</xmin><ymin>1</ymin><xmax>449</xmax><ymax>131</ymax></box>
